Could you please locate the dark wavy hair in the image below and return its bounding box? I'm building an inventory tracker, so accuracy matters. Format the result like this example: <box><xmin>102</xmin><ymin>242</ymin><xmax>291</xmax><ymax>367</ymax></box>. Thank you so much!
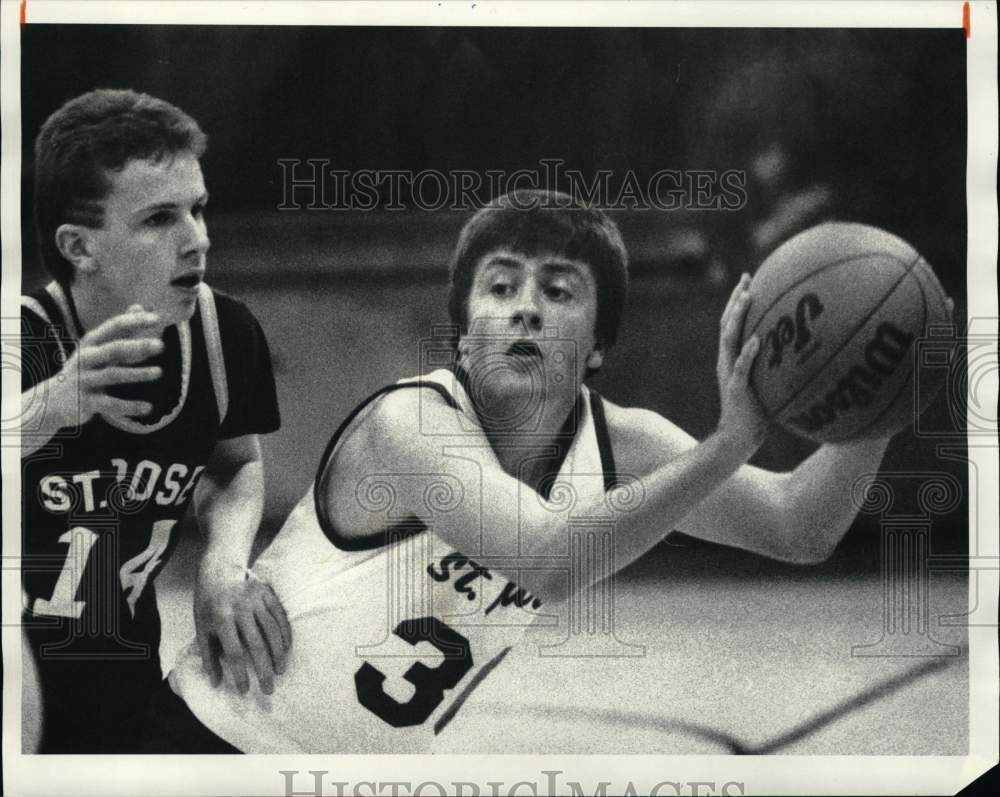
<box><xmin>447</xmin><ymin>190</ymin><xmax>629</xmax><ymax>353</ymax></box>
<box><xmin>33</xmin><ymin>88</ymin><xmax>207</xmax><ymax>285</ymax></box>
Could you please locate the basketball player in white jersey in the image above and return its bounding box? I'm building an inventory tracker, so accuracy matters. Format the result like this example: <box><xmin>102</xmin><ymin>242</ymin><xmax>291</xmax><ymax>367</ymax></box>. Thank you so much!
<box><xmin>158</xmin><ymin>189</ymin><xmax>896</xmax><ymax>753</ymax></box>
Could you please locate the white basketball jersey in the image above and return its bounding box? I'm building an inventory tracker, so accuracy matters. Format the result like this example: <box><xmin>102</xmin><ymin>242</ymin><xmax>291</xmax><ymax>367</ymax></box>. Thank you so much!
<box><xmin>169</xmin><ymin>369</ymin><xmax>611</xmax><ymax>753</ymax></box>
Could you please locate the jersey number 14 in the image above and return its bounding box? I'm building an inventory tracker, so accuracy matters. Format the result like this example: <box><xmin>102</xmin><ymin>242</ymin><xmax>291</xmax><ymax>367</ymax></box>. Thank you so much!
<box><xmin>32</xmin><ymin>520</ymin><xmax>175</xmax><ymax>619</ymax></box>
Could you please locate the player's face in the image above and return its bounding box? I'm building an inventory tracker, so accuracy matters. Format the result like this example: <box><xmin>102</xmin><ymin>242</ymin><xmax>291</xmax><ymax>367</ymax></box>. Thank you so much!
<box><xmin>87</xmin><ymin>151</ymin><xmax>210</xmax><ymax>327</ymax></box>
<box><xmin>459</xmin><ymin>249</ymin><xmax>603</xmax><ymax>405</ymax></box>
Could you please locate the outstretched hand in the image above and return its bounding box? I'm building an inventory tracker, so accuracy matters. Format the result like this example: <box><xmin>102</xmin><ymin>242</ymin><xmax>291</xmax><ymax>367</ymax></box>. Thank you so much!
<box><xmin>194</xmin><ymin>562</ymin><xmax>292</xmax><ymax>695</ymax></box>
<box><xmin>716</xmin><ymin>273</ymin><xmax>769</xmax><ymax>457</ymax></box>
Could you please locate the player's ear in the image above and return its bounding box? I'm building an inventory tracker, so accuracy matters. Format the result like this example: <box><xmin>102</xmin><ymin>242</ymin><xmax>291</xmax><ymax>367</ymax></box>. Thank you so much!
<box><xmin>54</xmin><ymin>224</ymin><xmax>98</xmax><ymax>276</ymax></box>
<box><xmin>585</xmin><ymin>345</ymin><xmax>604</xmax><ymax>371</ymax></box>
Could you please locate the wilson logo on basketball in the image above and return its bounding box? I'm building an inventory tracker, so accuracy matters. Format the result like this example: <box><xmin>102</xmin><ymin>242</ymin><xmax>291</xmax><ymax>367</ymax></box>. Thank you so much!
<box><xmin>765</xmin><ymin>293</ymin><xmax>825</xmax><ymax>369</ymax></box>
<box><xmin>789</xmin><ymin>322</ymin><xmax>915</xmax><ymax>433</ymax></box>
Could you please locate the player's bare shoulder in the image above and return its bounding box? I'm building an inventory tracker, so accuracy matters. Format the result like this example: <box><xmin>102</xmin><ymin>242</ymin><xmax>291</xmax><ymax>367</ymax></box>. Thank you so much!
<box><xmin>319</xmin><ymin>386</ymin><xmax>413</xmax><ymax>539</ymax></box>
<box><xmin>600</xmin><ymin>397</ymin><xmax>698</xmax><ymax>477</ymax></box>
<box><xmin>319</xmin><ymin>383</ymin><xmax>471</xmax><ymax>541</ymax></box>
<box><xmin>343</xmin><ymin>382</ymin><xmax>458</xmax><ymax>457</ymax></box>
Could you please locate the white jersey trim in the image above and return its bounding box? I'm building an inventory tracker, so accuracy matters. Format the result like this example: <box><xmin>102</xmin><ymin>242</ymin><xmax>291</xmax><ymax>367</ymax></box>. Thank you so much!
<box><xmin>20</xmin><ymin>296</ymin><xmax>66</xmax><ymax>361</ymax></box>
<box><xmin>44</xmin><ymin>282</ymin><xmax>82</xmax><ymax>339</ymax></box>
<box><xmin>197</xmin><ymin>283</ymin><xmax>229</xmax><ymax>426</ymax></box>
<box><xmin>43</xmin><ymin>281</ymin><xmax>194</xmax><ymax>435</ymax></box>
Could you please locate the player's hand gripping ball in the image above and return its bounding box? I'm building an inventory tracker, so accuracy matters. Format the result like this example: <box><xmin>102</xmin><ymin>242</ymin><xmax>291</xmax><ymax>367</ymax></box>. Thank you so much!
<box><xmin>740</xmin><ymin>222</ymin><xmax>952</xmax><ymax>442</ymax></box>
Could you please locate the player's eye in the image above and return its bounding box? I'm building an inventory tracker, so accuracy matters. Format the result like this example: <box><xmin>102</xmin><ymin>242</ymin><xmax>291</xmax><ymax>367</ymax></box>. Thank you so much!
<box><xmin>144</xmin><ymin>211</ymin><xmax>172</xmax><ymax>227</ymax></box>
<box><xmin>490</xmin><ymin>282</ymin><xmax>515</xmax><ymax>297</ymax></box>
<box><xmin>192</xmin><ymin>202</ymin><xmax>207</xmax><ymax>219</ymax></box>
<box><xmin>545</xmin><ymin>285</ymin><xmax>571</xmax><ymax>302</ymax></box>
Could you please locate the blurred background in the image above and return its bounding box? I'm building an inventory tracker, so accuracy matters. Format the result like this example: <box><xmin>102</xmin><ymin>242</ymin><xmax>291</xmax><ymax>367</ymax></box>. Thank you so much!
<box><xmin>20</xmin><ymin>25</ymin><xmax>969</xmax><ymax>569</ymax></box>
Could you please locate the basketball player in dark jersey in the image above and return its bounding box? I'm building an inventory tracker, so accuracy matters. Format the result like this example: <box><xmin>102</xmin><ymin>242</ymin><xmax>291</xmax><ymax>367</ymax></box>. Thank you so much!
<box><xmin>158</xmin><ymin>190</ymin><xmax>898</xmax><ymax>754</ymax></box>
<box><xmin>20</xmin><ymin>89</ymin><xmax>290</xmax><ymax>753</ymax></box>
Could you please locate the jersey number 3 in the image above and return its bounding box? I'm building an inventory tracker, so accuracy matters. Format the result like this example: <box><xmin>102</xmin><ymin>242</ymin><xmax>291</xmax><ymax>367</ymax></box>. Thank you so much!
<box><xmin>355</xmin><ymin>617</ymin><xmax>473</xmax><ymax>727</ymax></box>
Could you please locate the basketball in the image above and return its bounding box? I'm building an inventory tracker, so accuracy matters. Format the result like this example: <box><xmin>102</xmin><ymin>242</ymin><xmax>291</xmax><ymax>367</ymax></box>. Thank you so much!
<box><xmin>741</xmin><ymin>222</ymin><xmax>952</xmax><ymax>442</ymax></box>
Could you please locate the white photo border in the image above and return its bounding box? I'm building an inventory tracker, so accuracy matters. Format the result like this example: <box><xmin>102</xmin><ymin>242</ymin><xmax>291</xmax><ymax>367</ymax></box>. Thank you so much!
<box><xmin>2</xmin><ymin>1</ymin><xmax>997</xmax><ymax>795</ymax></box>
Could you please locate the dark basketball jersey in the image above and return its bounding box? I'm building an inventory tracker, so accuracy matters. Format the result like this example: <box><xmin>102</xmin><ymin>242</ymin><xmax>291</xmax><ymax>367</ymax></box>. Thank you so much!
<box><xmin>20</xmin><ymin>281</ymin><xmax>279</xmax><ymax>751</ymax></box>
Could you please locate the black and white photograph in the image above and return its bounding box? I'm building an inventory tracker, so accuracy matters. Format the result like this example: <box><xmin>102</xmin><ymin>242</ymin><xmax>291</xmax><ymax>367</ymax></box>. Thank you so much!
<box><xmin>2</xmin><ymin>1</ymin><xmax>997</xmax><ymax>795</ymax></box>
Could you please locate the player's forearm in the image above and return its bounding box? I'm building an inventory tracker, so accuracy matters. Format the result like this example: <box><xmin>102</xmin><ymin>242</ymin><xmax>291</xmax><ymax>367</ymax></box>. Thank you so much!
<box><xmin>494</xmin><ymin>431</ymin><xmax>755</xmax><ymax>601</ymax></box>
<box><xmin>611</xmin><ymin>430</ymin><xmax>757</xmax><ymax>567</ymax></box>
<box><xmin>463</xmin><ymin>430</ymin><xmax>740</xmax><ymax>567</ymax></box>
<box><xmin>492</xmin><ymin>431</ymin><xmax>750</xmax><ymax>591</ymax></box>
<box><xmin>194</xmin><ymin>458</ymin><xmax>265</xmax><ymax>571</ymax></box>
<box><xmin>777</xmin><ymin>435</ymin><xmax>892</xmax><ymax>562</ymax></box>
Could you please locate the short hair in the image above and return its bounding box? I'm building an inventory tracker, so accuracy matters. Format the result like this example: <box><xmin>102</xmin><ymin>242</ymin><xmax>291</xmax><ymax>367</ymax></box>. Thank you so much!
<box><xmin>33</xmin><ymin>88</ymin><xmax>208</xmax><ymax>285</ymax></box>
<box><xmin>447</xmin><ymin>189</ymin><xmax>629</xmax><ymax>350</ymax></box>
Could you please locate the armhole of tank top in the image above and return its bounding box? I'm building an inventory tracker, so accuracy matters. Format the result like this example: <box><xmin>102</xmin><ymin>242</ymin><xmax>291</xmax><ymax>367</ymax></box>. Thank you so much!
<box><xmin>313</xmin><ymin>380</ymin><xmax>460</xmax><ymax>551</ymax></box>
<box><xmin>589</xmin><ymin>390</ymin><xmax>620</xmax><ymax>492</ymax></box>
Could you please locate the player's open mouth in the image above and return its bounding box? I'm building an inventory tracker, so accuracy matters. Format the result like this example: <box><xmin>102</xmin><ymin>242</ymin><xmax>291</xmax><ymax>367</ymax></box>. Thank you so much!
<box><xmin>506</xmin><ymin>340</ymin><xmax>542</xmax><ymax>359</ymax></box>
<box><xmin>171</xmin><ymin>273</ymin><xmax>203</xmax><ymax>289</ymax></box>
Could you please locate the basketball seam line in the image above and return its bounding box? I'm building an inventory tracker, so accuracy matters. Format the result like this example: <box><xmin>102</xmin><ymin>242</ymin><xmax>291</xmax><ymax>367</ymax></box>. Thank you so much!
<box><xmin>744</xmin><ymin>250</ymin><xmax>920</xmax><ymax>340</ymax></box>
<box><xmin>823</xmin><ymin>280</ymin><xmax>927</xmax><ymax>442</ymax></box>
<box><xmin>770</xmin><ymin>251</ymin><xmax>925</xmax><ymax>423</ymax></box>
<box><xmin>834</xmin><ymin>362</ymin><xmax>916</xmax><ymax>442</ymax></box>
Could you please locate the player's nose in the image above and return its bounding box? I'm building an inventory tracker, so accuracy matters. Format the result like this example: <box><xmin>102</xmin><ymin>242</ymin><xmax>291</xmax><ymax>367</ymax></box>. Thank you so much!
<box><xmin>180</xmin><ymin>213</ymin><xmax>210</xmax><ymax>259</ymax></box>
<box><xmin>511</xmin><ymin>286</ymin><xmax>543</xmax><ymax>332</ymax></box>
